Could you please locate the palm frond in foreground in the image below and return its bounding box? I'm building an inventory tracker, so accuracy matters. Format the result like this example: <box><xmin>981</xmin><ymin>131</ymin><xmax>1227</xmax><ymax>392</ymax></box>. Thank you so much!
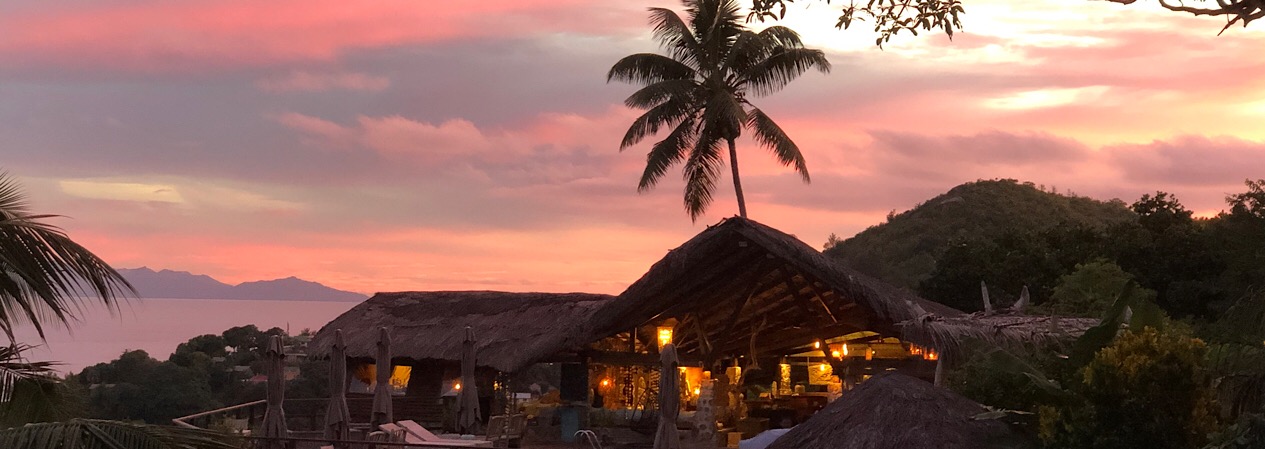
<box><xmin>0</xmin><ymin>419</ymin><xmax>241</xmax><ymax>449</ymax></box>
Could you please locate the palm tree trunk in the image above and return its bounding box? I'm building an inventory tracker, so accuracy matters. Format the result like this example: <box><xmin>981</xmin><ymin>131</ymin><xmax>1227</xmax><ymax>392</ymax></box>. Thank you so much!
<box><xmin>727</xmin><ymin>138</ymin><xmax>748</xmax><ymax>218</ymax></box>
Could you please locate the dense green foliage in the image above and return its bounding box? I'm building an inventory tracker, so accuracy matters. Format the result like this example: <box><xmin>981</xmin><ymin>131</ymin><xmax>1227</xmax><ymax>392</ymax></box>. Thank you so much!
<box><xmin>71</xmin><ymin>324</ymin><xmax>329</xmax><ymax>425</ymax></box>
<box><xmin>950</xmin><ymin>285</ymin><xmax>1232</xmax><ymax>449</ymax></box>
<box><xmin>1041</xmin><ymin>328</ymin><xmax>1218</xmax><ymax>449</ymax></box>
<box><xmin>829</xmin><ymin>179</ymin><xmax>1265</xmax><ymax>320</ymax></box>
<box><xmin>1040</xmin><ymin>260</ymin><xmax>1156</xmax><ymax>318</ymax></box>
<box><xmin>826</xmin><ymin>179</ymin><xmax>1134</xmax><ymax>295</ymax></box>
<box><xmin>609</xmin><ymin>0</ymin><xmax>829</xmax><ymax>220</ymax></box>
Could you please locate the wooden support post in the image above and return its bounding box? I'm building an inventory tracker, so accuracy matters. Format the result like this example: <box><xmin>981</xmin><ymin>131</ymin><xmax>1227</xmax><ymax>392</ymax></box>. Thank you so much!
<box><xmin>934</xmin><ymin>358</ymin><xmax>945</xmax><ymax>387</ymax></box>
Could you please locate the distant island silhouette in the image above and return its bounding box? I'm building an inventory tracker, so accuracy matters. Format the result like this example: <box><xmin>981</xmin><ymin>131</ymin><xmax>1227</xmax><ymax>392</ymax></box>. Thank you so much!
<box><xmin>112</xmin><ymin>267</ymin><xmax>368</xmax><ymax>302</ymax></box>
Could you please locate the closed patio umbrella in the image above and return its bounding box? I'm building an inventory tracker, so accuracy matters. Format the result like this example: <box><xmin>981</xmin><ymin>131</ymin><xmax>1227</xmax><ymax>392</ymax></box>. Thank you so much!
<box><xmin>325</xmin><ymin>330</ymin><xmax>351</xmax><ymax>447</ymax></box>
<box><xmin>654</xmin><ymin>343</ymin><xmax>681</xmax><ymax>449</ymax></box>
<box><xmin>457</xmin><ymin>326</ymin><xmax>482</xmax><ymax>434</ymax></box>
<box><xmin>371</xmin><ymin>326</ymin><xmax>393</xmax><ymax>428</ymax></box>
<box><xmin>259</xmin><ymin>335</ymin><xmax>288</xmax><ymax>449</ymax></box>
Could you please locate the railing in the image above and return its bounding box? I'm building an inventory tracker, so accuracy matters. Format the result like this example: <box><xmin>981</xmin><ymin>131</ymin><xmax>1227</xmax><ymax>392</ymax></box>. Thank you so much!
<box><xmin>174</xmin><ymin>399</ymin><xmax>267</xmax><ymax>429</ymax></box>
<box><xmin>174</xmin><ymin>396</ymin><xmax>447</xmax><ymax>433</ymax></box>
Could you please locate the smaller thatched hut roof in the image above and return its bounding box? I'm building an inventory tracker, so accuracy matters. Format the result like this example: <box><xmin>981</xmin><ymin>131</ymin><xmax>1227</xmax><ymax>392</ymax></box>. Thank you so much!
<box><xmin>899</xmin><ymin>309</ymin><xmax>1099</xmax><ymax>359</ymax></box>
<box><xmin>308</xmin><ymin>291</ymin><xmax>615</xmax><ymax>372</ymax></box>
<box><xmin>767</xmin><ymin>372</ymin><xmax>1035</xmax><ymax>449</ymax></box>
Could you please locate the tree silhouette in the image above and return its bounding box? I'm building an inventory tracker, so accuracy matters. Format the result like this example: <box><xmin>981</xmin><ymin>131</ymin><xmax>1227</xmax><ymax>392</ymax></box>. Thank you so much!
<box><xmin>609</xmin><ymin>0</ymin><xmax>830</xmax><ymax>220</ymax></box>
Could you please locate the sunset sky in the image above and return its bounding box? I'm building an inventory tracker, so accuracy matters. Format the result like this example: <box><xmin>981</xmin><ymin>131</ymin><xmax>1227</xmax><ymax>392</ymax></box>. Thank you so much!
<box><xmin>2</xmin><ymin>0</ymin><xmax>1263</xmax><ymax>296</ymax></box>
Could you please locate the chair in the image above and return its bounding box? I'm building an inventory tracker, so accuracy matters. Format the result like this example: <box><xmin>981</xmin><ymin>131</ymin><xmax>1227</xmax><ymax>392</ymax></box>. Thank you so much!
<box><xmin>485</xmin><ymin>415</ymin><xmax>508</xmax><ymax>447</ymax></box>
<box><xmin>386</xmin><ymin>421</ymin><xmax>494</xmax><ymax>448</ymax></box>
<box><xmin>365</xmin><ymin>430</ymin><xmax>392</xmax><ymax>449</ymax></box>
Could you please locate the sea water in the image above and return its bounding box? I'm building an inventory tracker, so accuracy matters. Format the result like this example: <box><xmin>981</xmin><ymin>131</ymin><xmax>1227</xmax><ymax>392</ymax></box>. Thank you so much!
<box><xmin>10</xmin><ymin>298</ymin><xmax>358</xmax><ymax>374</ymax></box>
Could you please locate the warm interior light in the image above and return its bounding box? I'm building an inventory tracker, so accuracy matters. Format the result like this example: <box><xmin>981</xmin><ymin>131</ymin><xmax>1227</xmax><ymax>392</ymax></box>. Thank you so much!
<box><xmin>600</xmin><ymin>378</ymin><xmax>610</xmax><ymax>387</ymax></box>
<box><xmin>926</xmin><ymin>350</ymin><xmax>939</xmax><ymax>361</ymax></box>
<box><xmin>842</xmin><ymin>343</ymin><xmax>849</xmax><ymax>357</ymax></box>
<box><xmin>454</xmin><ymin>382</ymin><xmax>462</xmax><ymax>390</ymax></box>
<box><xmin>831</xmin><ymin>350</ymin><xmax>841</xmax><ymax>358</ymax></box>
<box><xmin>865</xmin><ymin>347</ymin><xmax>873</xmax><ymax>361</ymax></box>
<box><xmin>657</xmin><ymin>326</ymin><xmax>673</xmax><ymax>348</ymax></box>
<box><xmin>813</xmin><ymin>340</ymin><xmax>821</xmax><ymax>349</ymax></box>
<box><xmin>818</xmin><ymin>363</ymin><xmax>829</xmax><ymax>372</ymax></box>
<box><xmin>693</xmin><ymin>387</ymin><xmax>701</xmax><ymax>396</ymax></box>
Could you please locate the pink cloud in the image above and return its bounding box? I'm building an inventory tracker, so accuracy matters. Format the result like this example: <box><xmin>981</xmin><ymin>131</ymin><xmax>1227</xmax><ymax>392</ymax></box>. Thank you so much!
<box><xmin>255</xmin><ymin>71</ymin><xmax>390</xmax><ymax>93</ymax></box>
<box><xmin>1105</xmin><ymin>135</ymin><xmax>1265</xmax><ymax>186</ymax></box>
<box><xmin>0</xmin><ymin>0</ymin><xmax>638</xmax><ymax>73</ymax></box>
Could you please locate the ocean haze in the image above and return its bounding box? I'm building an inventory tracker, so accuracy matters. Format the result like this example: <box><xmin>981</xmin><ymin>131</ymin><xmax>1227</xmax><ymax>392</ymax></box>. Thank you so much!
<box><xmin>14</xmin><ymin>298</ymin><xmax>357</xmax><ymax>374</ymax></box>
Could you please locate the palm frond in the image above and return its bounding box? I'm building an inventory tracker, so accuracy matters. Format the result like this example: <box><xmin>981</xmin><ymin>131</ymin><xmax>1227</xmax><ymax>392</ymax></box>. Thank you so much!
<box><xmin>701</xmin><ymin>86</ymin><xmax>747</xmax><ymax>140</ymax></box>
<box><xmin>745</xmin><ymin>107</ymin><xmax>809</xmax><ymax>182</ymax></box>
<box><xmin>690</xmin><ymin>0</ymin><xmax>745</xmax><ymax>74</ymax></box>
<box><xmin>0</xmin><ymin>419</ymin><xmax>241</xmax><ymax>449</ymax></box>
<box><xmin>623</xmin><ymin>79</ymin><xmax>699</xmax><ymax>110</ymax></box>
<box><xmin>721</xmin><ymin>31</ymin><xmax>760</xmax><ymax>75</ymax></box>
<box><xmin>0</xmin><ymin>172</ymin><xmax>135</xmax><ymax>343</ymax></box>
<box><xmin>682</xmin><ymin>127</ymin><xmax>727</xmax><ymax>221</ymax></box>
<box><xmin>0</xmin><ymin>175</ymin><xmax>31</xmax><ymax>218</ymax></box>
<box><xmin>743</xmin><ymin>47</ymin><xmax>831</xmax><ymax>97</ymax></box>
<box><xmin>639</xmin><ymin>115</ymin><xmax>699</xmax><ymax>192</ymax></box>
<box><xmin>648</xmin><ymin>7</ymin><xmax>702</xmax><ymax>69</ymax></box>
<box><xmin>755</xmin><ymin>26</ymin><xmax>807</xmax><ymax>49</ymax></box>
<box><xmin>0</xmin><ymin>344</ymin><xmax>56</xmax><ymax>403</ymax></box>
<box><xmin>622</xmin><ymin>98</ymin><xmax>697</xmax><ymax>150</ymax></box>
<box><xmin>607</xmin><ymin>53</ymin><xmax>694</xmax><ymax>85</ymax></box>
<box><xmin>723</xmin><ymin>27</ymin><xmax>806</xmax><ymax>75</ymax></box>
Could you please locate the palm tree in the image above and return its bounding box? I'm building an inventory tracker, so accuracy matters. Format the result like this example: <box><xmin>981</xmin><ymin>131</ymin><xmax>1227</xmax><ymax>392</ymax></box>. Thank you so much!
<box><xmin>609</xmin><ymin>0</ymin><xmax>830</xmax><ymax>221</ymax></box>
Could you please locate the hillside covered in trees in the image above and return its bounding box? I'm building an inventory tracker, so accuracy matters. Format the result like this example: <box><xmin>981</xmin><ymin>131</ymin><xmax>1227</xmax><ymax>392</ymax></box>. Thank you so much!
<box><xmin>826</xmin><ymin>178</ymin><xmax>1265</xmax><ymax>318</ymax></box>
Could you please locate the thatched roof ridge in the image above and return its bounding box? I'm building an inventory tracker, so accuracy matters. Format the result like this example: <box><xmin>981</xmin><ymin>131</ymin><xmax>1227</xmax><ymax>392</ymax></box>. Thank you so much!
<box><xmin>767</xmin><ymin>372</ymin><xmax>1036</xmax><ymax>449</ymax></box>
<box><xmin>899</xmin><ymin>309</ymin><xmax>1099</xmax><ymax>359</ymax></box>
<box><xmin>308</xmin><ymin>291</ymin><xmax>615</xmax><ymax>372</ymax></box>
<box><xmin>724</xmin><ymin>218</ymin><xmax>963</xmax><ymax>322</ymax></box>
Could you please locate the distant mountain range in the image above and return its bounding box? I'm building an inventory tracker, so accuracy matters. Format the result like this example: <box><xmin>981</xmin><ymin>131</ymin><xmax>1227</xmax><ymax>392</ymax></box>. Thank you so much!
<box><xmin>113</xmin><ymin>267</ymin><xmax>368</xmax><ymax>302</ymax></box>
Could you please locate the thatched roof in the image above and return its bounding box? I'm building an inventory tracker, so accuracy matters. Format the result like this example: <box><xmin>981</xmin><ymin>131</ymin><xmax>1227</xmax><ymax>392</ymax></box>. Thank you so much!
<box><xmin>585</xmin><ymin>217</ymin><xmax>965</xmax><ymax>358</ymax></box>
<box><xmin>309</xmin><ymin>218</ymin><xmax>1094</xmax><ymax>372</ymax></box>
<box><xmin>308</xmin><ymin>291</ymin><xmax>614</xmax><ymax>372</ymax></box>
<box><xmin>899</xmin><ymin>309</ymin><xmax>1100</xmax><ymax>359</ymax></box>
<box><xmin>766</xmin><ymin>372</ymin><xmax>1036</xmax><ymax>449</ymax></box>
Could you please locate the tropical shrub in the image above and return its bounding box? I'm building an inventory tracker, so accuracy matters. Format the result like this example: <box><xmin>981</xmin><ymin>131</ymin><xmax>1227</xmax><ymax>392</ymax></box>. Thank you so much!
<box><xmin>1041</xmin><ymin>327</ymin><xmax>1218</xmax><ymax>449</ymax></box>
